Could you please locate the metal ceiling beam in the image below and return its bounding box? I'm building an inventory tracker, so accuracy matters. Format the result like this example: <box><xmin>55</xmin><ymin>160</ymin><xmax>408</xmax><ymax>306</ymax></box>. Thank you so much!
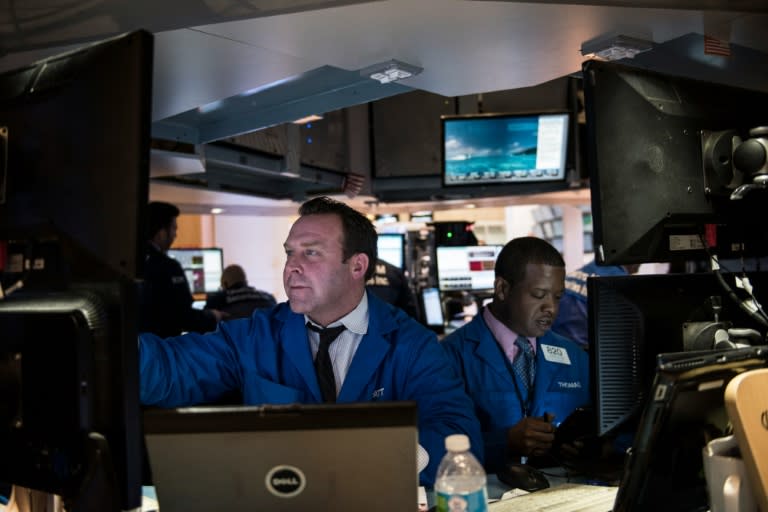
<box><xmin>152</xmin><ymin>65</ymin><xmax>412</xmax><ymax>144</ymax></box>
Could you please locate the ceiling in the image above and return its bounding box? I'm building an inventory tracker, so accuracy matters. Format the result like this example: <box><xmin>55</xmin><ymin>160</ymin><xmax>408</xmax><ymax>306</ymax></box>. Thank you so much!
<box><xmin>2</xmin><ymin>0</ymin><xmax>768</xmax><ymax>215</ymax></box>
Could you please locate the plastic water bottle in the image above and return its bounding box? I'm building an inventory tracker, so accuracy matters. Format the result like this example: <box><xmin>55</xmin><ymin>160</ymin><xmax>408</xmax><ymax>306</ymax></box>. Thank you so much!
<box><xmin>435</xmin><ymin>434</ymin><xmax>488</xmax><ymax>512</ymax></box>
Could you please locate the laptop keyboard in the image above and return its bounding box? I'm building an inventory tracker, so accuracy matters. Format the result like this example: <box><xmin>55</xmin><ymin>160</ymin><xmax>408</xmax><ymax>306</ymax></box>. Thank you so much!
<box><xmin>488</xmin><ymin>483</ymin><xmax>618</xmax><ymax>512</ymax></box>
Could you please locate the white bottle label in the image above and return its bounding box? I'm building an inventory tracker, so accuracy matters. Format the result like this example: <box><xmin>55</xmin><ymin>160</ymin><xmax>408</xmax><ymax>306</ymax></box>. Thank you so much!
<box><xmin>436</xmin><ymin>488</ymin><xmax>488</xmax><ymax>512</ymax></box>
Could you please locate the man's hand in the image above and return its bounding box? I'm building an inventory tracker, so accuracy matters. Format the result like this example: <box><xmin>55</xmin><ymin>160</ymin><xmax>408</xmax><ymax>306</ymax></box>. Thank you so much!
<box><xmin>506</xmin><ymin>413</ymin><xmax>556</xmax><ymax>457</ymax></box>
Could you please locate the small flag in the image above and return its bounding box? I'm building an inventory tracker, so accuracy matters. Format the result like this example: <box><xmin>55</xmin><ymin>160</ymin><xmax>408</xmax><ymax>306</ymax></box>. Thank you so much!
<box><xmin>704</xmin><ymin>35</ymin><xmax>731</xmax><ymax>57</ymax></box>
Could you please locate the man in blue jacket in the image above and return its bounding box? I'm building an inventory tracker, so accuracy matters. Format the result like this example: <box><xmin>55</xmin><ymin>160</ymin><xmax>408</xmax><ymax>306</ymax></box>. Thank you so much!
<box><xmin>551</xmin><ymin>258</ymin><xmax>640</xmax><ymax>349</ymax></box>
<box><xmin>140</xmin><ymin>196</ymin><xmax>482</xmax><ymax>486</ymax></box>
<box><xmin>442</xmin><ymin>237</ymin><xmax>590</xmax><ymax>473</ymax></box>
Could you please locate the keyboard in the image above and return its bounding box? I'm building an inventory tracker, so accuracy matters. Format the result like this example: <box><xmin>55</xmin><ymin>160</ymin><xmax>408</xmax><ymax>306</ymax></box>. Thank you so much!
<box><xmin>488</xmin><ymin>483</ymin><xmax>618</xmax><ymax>512</ymax></box>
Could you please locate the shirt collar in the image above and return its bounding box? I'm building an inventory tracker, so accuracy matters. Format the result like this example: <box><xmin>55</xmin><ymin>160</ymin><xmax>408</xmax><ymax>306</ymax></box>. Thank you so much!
<box><xmin>482</xmin><ymin>306</ymin><xmax>536</xmax><ymax>358</ymax></box>
<box><xmin>304</xmin><ymin>292</ymin><xmax>369</xmax><ymax>335</ymax></box>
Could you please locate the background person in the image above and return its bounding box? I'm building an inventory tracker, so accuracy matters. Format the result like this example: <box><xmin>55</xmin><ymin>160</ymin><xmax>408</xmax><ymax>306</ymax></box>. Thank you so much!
<box><xmin>441</xmin><ymin>236</ymin><xmax>590</xmax><ymax>473</ymax></box>
<box><xmin>366</xmin><ymin>257</ymin><xmax>419</xmax><ymax>319</ymax></box>
<box><xmin>551</xmin><ymin>259</ymin><xmax>640</xmax><ymax>349</ymax></box>
<box><xmin>139</xmin><ymin>201</ymin><xmax>224</xmax><ymax>337</ymax></box>
<box><xmin>139</xmin><ymin>196</ymin><xmax>482</xmax><ymax>486</ymax></box>
<box><xmin>205</xmin><ymin>264</ymin><xmax>277</xmax><ymax>319</ymax></box>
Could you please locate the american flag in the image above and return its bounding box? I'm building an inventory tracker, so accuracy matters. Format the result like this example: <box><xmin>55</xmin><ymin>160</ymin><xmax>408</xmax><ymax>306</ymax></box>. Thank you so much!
<box><xmin>704</xmin><ymin>35</ymin><xmax>731</xmax><ymax>57</ymax></box>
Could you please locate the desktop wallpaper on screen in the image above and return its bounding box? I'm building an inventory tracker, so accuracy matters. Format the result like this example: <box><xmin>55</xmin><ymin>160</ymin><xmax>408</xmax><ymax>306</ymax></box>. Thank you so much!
<box><xmin>442</xmin><ymin>112</ymin><xmax>569</xmax><ymax>186</ymax></box>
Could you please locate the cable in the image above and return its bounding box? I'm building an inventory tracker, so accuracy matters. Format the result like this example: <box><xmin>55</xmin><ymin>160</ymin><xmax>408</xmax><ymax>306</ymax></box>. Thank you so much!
<box><xmin>709</xmin><ymin>253</ymin><xmax>768</xmax><ymax>328</ymax></box>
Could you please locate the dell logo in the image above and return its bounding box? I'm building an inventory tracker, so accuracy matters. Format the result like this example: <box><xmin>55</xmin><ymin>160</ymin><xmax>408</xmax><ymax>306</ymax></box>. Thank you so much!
<box><xmin>272</xmin><ymin>477</ymin><xmax>300</xmax><ymax>486</ymax></box>
<box><xmin>761</xmin><ymin>410</ymin><xmax>768</xmax><ymax>430</ymax></box>
<box><xmin>265</xmin><ymin>465</ymin><xmax>306</xmax><ymax>498</ymax></box>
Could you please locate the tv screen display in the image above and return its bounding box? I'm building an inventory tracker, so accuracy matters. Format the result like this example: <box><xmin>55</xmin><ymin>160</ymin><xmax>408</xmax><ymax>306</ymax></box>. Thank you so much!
<box><xmin>442</xmin><ymin>112</ymin><xmax>569</xmax><ymax>186</ymax></box>
<box><xmin>436</xmin><ymin>245</ymin><xmax>503</xmax><ymax>291</ymax></box>
<box><xmin>167</xmin><ymin>248</ymin><xmax>224</xmax><ymax>294</ymax></box>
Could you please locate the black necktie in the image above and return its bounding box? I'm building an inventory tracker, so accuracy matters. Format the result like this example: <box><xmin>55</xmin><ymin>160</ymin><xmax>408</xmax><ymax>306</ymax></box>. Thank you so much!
<box><xmin>307</xmin><ymin>322</ymin><xmax>346</xmax><ymax>403</ymax></box>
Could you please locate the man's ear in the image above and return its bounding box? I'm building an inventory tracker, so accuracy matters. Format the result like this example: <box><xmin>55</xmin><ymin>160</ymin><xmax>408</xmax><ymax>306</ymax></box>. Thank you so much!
<box><xmin>350</xmin><ymin>253</ymin><xmax>369</xmax><ymax>279</ymax></box>
<box><xmin>494</xmin><ymin>276</ymin><xmax>507</xmax><ymax>301</ymax></box>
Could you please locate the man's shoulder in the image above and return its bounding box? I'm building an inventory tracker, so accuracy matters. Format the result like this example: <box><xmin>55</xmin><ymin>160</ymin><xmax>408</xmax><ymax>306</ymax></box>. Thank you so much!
<box><xmin>145</xmin><ymin>249</ymin><xmax>182</xmax><ymax>271</ymax></box>
<box><xmin>441</xmin><ymin>314</ymin><xmax>487</xmax><ymax>347</ymax></box>
<box><xmin>368</xmin><ymin>293</ymin><xmax>435</xmax><ymax>341</ymax></box>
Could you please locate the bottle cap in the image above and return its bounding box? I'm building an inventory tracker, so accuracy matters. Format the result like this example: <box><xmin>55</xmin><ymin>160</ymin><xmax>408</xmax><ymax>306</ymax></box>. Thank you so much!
<box><xmin>445</xmin><ymin>434</ymin><xmax>470</xmax><ymax>452</ymax></box>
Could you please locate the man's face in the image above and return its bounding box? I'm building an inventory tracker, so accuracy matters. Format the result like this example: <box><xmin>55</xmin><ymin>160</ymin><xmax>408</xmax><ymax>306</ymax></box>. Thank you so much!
<box><xmin>157</xmin><ymin>218</ymin><xmax>178</xmax><ymax>252</ymax></box>
<box><xmin>282</xmin><ymin>213</ymin><xmax>367</xmax><ymax>326</ymax></box>
<box><xmin>495</xmin><ymin>262</ymin><xmax>565</xmax><ymax>338</ymax></box>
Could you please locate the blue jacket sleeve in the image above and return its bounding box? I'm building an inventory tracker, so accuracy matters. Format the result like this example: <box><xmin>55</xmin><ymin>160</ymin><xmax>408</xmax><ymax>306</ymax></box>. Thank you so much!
<box><xmin>139</xmin><ymin>322</ymin><xmax>245</xmax><ymax>407</ymax></box>
<box><xmin>399</xmin><ymin>328</ymin><xmax>484</xmax><ymax>486</ymax></box>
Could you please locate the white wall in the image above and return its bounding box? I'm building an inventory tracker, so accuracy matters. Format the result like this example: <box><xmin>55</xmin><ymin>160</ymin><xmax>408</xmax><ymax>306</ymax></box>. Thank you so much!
<box><xmin>208</xmin><ymin>203</ymin><xmax>592</xmax><ymax>301</ymax></box>
<box><xmin>213</xmin><ymin>214</ymin><xmax>295</xmax><ymax>302</ymax></box>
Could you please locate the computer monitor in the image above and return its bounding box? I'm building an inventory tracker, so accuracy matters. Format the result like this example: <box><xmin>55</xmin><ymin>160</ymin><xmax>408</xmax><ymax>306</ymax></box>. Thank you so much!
<box><xmin>587</xmin><ymin>271</ymin><xmax>768</xmax><ymax>437</ymax></box>
<box><xmin>167</xmin><ymin>248</ymin><xmax>224</xmax><ymax>294</ymax></box>
<box><xmin>442</xmin><ymin>111</ymin><xmax>570</xmax><ymax>186</ymax></box>
<box><xmin>584</xmin><ymin>59</ymin><xmax>768</xmax><ymax>266</ymax></box>
<box><xmin>376</xmin><ymin>233</ymin><xmax>405</xmax><ymax>270</ymax></box>
<box><xmin>435</xmin><ymin>245</ymin><xmax>503</xmax><ymax>292</ymax></box>
<box><xmin>420</xmin><ymin>287</ymin><xmax>445</xmax><ymax>332</ymax></box>
<box><xmin>0</xmin><ymin>30</ymin><xmax>153</xmax><ymax>510</ymax></box>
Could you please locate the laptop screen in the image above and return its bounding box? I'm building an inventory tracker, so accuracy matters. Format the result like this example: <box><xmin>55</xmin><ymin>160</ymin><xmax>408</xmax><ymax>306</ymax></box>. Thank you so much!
<box><xmin>143</xmin><ymin>402</ymin><xmax>419</xmax><ymax>512</ymax></box>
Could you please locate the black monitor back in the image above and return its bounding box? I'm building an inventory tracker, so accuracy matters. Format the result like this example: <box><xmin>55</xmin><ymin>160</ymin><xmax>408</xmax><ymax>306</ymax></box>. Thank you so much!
<box><xmin>588</xmin><ymin>271</ymin><xmax>768</xmax><ymax>437</ymax></box>
<box><xmin>584</xmin><ymin>59</ymin><xmax>768</xmax><ymax>266</ymax></box>
<box><xmin>0</xmin><ymin>30</ymin><xmax>152</xmax><ymax>511</ymax></box>
<box><xmin>0</xmin><ymin>31</ymin><xmax>152</xmax><ymax>285</ymax></box>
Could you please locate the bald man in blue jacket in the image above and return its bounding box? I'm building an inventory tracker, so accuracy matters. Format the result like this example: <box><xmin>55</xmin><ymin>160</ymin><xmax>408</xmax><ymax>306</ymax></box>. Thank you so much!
<box><xmin>140</xmin><ymin>197</ymin><xmax>481</xmax><ymax>486</ymax></box>
<box><xmin>442</xmin><ymin>237</ymin><xmax>590</xmax><ymax>473</ymax></box>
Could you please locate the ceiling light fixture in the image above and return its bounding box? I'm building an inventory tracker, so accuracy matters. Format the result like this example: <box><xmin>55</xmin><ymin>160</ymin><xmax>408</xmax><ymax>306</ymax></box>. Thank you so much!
<box><xmin>360</xmin><ymin>59</ymin><xmax>423</xmax><ymax>84</ymax></box>
<box><xmin>580</xmin><ymin>34</ymin><xmax>654</xmax><ymax>61</ymax></box>
<box><xmin>292</xmin><ymin>114</ymin><xmax>323</xmax><ymax>125</ymax></box>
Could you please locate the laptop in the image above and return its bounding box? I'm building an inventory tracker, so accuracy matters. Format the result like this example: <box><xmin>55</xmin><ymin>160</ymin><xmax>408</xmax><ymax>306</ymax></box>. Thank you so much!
<box><xmin>143</xmin><ymin>401</ymin><xmax>418</xmax><ymax>512</ymax></box>
<box><xmin>613</xmin><ymin>345</ymin><xmax>768</xmax><ymax>512</ymax></box>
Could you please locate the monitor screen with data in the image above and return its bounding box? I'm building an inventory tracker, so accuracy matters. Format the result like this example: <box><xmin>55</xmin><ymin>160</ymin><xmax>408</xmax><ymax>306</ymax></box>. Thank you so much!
<box><xmin>436</xmin><ymin>245</ymin><xmax>503</xmax><ymax>291</ymax></box>
<box><xmin>167</xmin><ymin>248</ymin><xmax>224</xmax><ymax>294</ymax></box>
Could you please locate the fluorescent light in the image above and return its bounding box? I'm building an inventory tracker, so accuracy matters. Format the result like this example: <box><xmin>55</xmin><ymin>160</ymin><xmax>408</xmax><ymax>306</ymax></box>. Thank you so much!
<box><xmin>292</xmin><ymin>114</ymin><xmax>323</xmax><ymax>125</ymax></box>
<box><xmin>581</xmin><ymin>34</ymin><xmax>653</xmax><ymax>61</ymax></box>
<box><xmin>360</xmin><ymin>59</ymin><xmax>423</xmax><ymax>84</ymax></box>
<box><xmin>210</xmin><ymin>207</ymin><xmax>224</xmax><ymax>215</ymax></box>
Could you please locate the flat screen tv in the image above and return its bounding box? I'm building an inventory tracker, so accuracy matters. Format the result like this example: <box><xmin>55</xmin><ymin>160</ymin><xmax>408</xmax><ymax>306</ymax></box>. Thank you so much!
<box><xmin>584</xmin><ymin>59</ymin><xmax>768</xmax><ymax>266</ymax></box>
<box><xmin>441</xmin><ymin>111</ymin><xmax>570</xmax><ymax>186</ymax></box>
<box><xmin>167</xmin><ymin>248</ymin><xmax>224</xmax><ymax>294</ymax></box>
<box><xmin>435</xmin><ymin>245</ymin><xmax>503</xmax><ymax>292</ymax></box>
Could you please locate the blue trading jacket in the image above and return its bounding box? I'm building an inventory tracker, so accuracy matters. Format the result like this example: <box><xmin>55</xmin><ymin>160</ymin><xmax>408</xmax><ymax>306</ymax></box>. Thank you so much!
<box><xmin>140</xmin><ymin>292</ymin><xmax>482</xmax><ymax>486</ymax></box>
<box><xmin>551</xmin><ymin>260</ymin><xmax>629</xmax><ymax>348</ymax></box>
<box><xmin>441</xmin><ymin>311</ymin><xmax>590</xmax><ymax>472</ymax></box>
